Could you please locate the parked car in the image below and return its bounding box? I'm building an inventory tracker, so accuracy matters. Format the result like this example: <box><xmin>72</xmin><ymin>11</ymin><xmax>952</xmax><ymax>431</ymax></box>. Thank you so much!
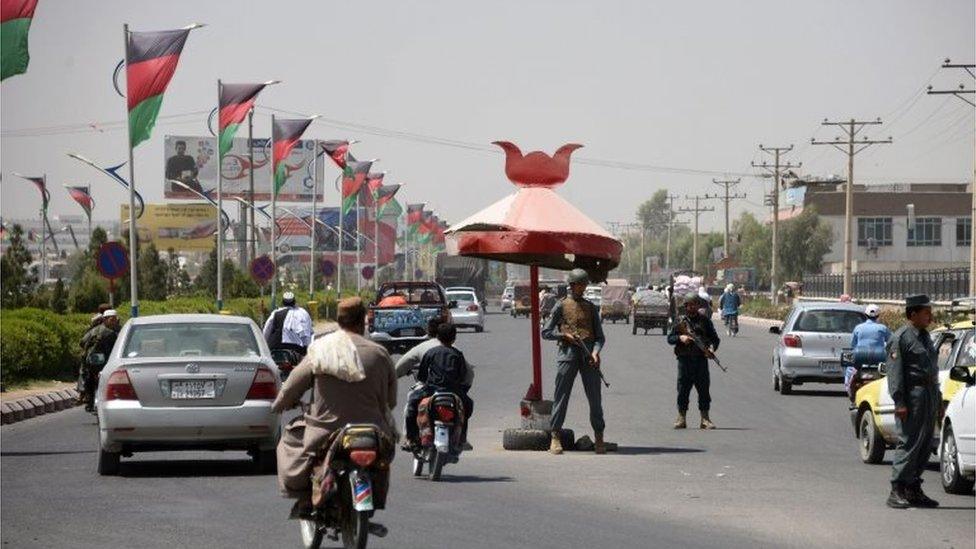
<box><xmin>941</xmin><ymin>364</ymin><xmax>976</xmax><ymax>494</ymax></box>
<box><xmin>369</xmin><ymin>281</ymin><xmax>451</xmax><ymax>354</ymax></box>
<box><xmin>95</xmin><ymin>314</ymin><xmax>281</xmax><ymax>475</ymax></box>
<box><xmin>446</xmin><ymin>289</ymin><xmax>485</xmax><ymax>332</ymax></box>
<box><xmin>501</xmin><ymin>286</ymin><xmax>514</xmax><ymax>311</ymax></box>
<box><xmin>851</xmin><ymin>320</ymin><xmax>974</xmax><ymax>464</ymax></box>
<box><xmin>769</xmin><ymin>302</ymin><xmax>868</xmax><ymax>395</ymax></box>
<box><xmin>584</xmin><ymin>285</ymin><xmax>603</xmax><ymax>308</ymax></box>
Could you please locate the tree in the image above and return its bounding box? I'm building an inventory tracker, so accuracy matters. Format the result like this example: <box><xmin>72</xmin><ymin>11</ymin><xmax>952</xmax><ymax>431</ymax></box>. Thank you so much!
<box><xmin>778</xmin><ymin>206</ymin><xmax>832</xmax><ymax>282</ymax></box>
<box><xmin>733</xmin><ymin>212</ymin><xmax>771</xmax><ymax>286</ymax></box>
<box><xmin>68</xmin><ymin>269</ymin><xmax>109</xmax><ymax>313</ymax></box>
<box><xmin>0</xmin><ymin>224</ymin><xmax>36</xmax><ymax>307</ymax></box>
<box><xmin>636</xmin><ymin>189</ymin><xmax>670</xmax><ymax>231</ymax></box>
<box><xmin>138</xmin><ymin>242</ymin><xmax>169</xmax><ymax>300</ymax></box>
<box><xmin>50</xmin><ymin>278</ymin><xmax>67</xmax><ymax>313</ymax></box>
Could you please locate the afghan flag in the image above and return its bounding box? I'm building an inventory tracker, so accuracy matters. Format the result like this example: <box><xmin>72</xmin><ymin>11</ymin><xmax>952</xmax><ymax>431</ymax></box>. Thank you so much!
<box><xmin>126</xmin><ymin>26</ymin><xmax>198</xmax><ymax>148</ymax></box>
<box><xmin>272</xmin><ymin>117</ymin><xmax>315</xmax><ymax>195</ymax></box>
<box><xmin>64</xmin><ymin>185</ymin><xmax>94</xmax><ymax>219</ymax></box>
<box><xmin>417</xmin><ymin>210</ymin><xmax>435</xmax><ymax>243</ymax></box>
<box><xmin>376</xmin><ymin>184</ymin><xmax>401</xmax><ymax>216</ymax></box>
<box><xmin>362</xmin><ymin>172</ymin><xmax>385</xmax><ymax>207</ymax></box>
<box><xmin>1</xmin><ymin>0</ymin><xmax>37</xmax><ymax>81</ymax></box>
<box><xmin>320</xmin><ymin>140</ymin><xmax>353</xmax><ymax>169</ymax></box>
<box><xmin>341</xmin><ymin>160</ymin><xmax>373</xmax><ymax>216</ymax></box>
<box><xmin>406</xmin><ymin>203</ymin><xmax>425</xmax><ymax>237</ymax></box>
<box><xmin>218</xmin><ymin>82</ymin><xmax>269</xmax><ymax>158</ymax></box>
<box><xmin>18</xmin><ymin>174</ymin><xmax>48</xmax><ymax>208</ymax></box>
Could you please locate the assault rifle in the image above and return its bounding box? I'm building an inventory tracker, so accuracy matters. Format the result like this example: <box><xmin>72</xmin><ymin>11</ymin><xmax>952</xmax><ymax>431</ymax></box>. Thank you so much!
<box><xmin>676</xmin><ymin>318</ymin><xmax>727</xmax><ymax>372</ymax></box>
<box><xmin>569</xmin><ymin>333</ymin><xmax>611</xmax><ymax>388</ymax></box>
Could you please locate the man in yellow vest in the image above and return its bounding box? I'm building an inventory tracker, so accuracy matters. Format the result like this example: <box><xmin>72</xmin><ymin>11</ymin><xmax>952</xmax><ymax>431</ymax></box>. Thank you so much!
<box><xmin>542</xmin><ymin>268</ymin><xmax>607</xmax><ymax>455</ymax></box>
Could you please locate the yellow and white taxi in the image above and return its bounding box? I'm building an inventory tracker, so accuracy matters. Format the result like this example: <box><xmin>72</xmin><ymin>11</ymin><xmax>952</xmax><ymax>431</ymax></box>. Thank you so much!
<box><xmin>850</xmin><ymin>320</ymin><xmax>975</xmax><ymax>464</ymax></box>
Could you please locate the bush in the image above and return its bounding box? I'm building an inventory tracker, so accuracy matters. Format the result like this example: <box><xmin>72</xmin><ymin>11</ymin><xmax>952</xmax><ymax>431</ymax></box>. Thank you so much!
<box><xmin>1</xmin><ymin>318</ymin><xmax>69</xmax><ymax>382</ymax></box>
<box><xmin>740</xmin><ymin>297</ymin><xmax>791</xmax><ymax>321</ymax></box>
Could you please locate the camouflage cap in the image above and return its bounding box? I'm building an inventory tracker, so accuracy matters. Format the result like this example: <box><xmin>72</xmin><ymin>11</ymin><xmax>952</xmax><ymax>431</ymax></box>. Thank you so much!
<box><xmin>566</xmin><ymin>268</ymin><xmax>589</xmax><ymax>284</ymax></box>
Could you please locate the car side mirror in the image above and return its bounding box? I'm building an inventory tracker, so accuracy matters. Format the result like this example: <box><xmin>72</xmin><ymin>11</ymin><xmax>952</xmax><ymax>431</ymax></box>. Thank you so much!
<box><xmin>878</xmin><ymin>363</ymin><xmax>888</xmax><ymax>375</ymax></box>
<box><xmin>949</xmin><ymin>365</ymin><xmax>974</xmax><ymax>386</ymax></box>
<box><xmin>87</xmin><ymin>353</ymin><xmax>107</xmax><ymax>367</ymax></box>
<box><xmin>448</xmin><ymin>300</ymin><xmax>458</xmax><ymax>309</ymax></box>
<box><xmin>769</xmin><ymin>326</ymin><xmax>781</xmax><ymax>335</ymax></box>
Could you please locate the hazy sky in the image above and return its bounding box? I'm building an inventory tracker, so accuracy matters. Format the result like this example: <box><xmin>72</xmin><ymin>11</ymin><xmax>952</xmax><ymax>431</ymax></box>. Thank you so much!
<box><xmin>2</xmin><ymin>0</ymin><xmax>974</xmax><ymax>232</ymax></box>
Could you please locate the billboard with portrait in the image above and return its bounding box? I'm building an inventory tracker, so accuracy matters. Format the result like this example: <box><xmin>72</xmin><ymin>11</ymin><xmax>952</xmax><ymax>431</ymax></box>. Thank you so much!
<box><xmin>164</xmin><ymin>135</ymin><xmax>325</xmax><ymax>202</ymax></box>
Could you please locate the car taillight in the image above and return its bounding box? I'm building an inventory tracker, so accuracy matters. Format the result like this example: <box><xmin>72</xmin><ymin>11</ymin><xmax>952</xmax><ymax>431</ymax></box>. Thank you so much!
<box><xmin>349</xmin><ymin>450</ymin><xmax>377</xmax><ymax>468</ymax></box>
<box><xmin>246</xmin><ymin>367</ymin><xmax>278</xmax><ymax>400</ymax></box>
<box><xmin>105</xmin><ymin>369</ymin><xmax>138</xmax><ymax>401</ymax></box>
<box><xmin>783</xmin><ymin>334</ymin><xmax>802</xmax><ymax>348</ymax></box>
<box><xmin>435</xmin><ymin>405</ymin><xmax>456</xmax><ymax>423</ymax></box>
<box><xmin>466</xmin><ymin>303</ymin><xmax>479</xmax><ymax>312</ymax></box>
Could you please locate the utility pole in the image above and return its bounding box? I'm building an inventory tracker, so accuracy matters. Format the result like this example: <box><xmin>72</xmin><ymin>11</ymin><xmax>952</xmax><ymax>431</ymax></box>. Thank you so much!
<box><xmin>752</xmin><ymin>146</ymin><xmax>801</xmax><ymax>303</ymax></box>
<box><xmin>811</xmin><ymin>121</ymin><xmax>891</xmax><ymax>297</ymax></box>
<box><xmin>711</xmin><ymin>178</ymin><xmax>746</xmax><ymax>258</ymax></box>
<box><xmin>927</xmin><ymin>59</ymin><xmax>975</xmax><ymax>294</ymax></box>
<box><xmin>664</xmin><ymin>194</ymin><xmax>681</xmax><ymax>272</ymax></box>
<box><xmin>678</xmin><ymin>195</ymin><xmax>715</xmax><ymax>272</ymax></box>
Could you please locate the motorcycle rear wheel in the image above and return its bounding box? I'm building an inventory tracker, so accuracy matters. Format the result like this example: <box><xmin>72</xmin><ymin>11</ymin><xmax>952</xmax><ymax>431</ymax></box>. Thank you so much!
<box><xmin>429</xmin><ymin>450</ymin><xmax>445</xmax><ymax>481</ymax></box>
<box><xmin>299</xmin><ymin>518</ymin><xmax>324</xmax><ymax>549</ymax></box>
<box><xmin>340</xmin><ymin>509</ymin><xmax>370</xmax><ymax>549</ymax></box>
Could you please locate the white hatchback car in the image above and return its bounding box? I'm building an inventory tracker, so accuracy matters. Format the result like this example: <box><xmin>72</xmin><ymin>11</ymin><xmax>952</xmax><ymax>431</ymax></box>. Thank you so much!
<box><xmin>95</xmin><ymin>314</ymin><xmax>281</xmax><ymax>475</ymax></box>
<box><xmin>941</xmin><ymin>364</ymin><xmax>976</xmax><ymax>494</ymax></box>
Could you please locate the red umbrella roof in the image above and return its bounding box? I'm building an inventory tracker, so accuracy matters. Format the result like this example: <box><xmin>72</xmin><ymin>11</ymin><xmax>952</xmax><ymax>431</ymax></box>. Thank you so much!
<box><xmin>445</xmin><ymin>141</ymin><xmax>622</xmax><ymax>281</ymax></box>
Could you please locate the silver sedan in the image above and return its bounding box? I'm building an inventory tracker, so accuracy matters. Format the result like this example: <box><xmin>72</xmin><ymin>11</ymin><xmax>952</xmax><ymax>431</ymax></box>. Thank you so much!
<box><xmin>769</xmin><ymin>302</ymin><xmax>867</xmax><ymax>395</ymax></box>
<box><xmin>95</xmin><ymin>314</ymin><xmax>281</xmax><ymax>475</ymax></box>
<box><xmin>446</xmin><ymin>290</ymin><xmax>486</xmax><ymax>332</ymax></box>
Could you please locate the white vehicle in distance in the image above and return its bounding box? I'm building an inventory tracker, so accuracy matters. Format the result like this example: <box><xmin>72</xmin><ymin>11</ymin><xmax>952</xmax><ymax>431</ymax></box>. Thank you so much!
<box><xmin>94</xmin><ymin>314</ymin><xmax>281</xmax><ymax>476</ymax></box>
<box><xmin>501</xmin><ymin>286</ymin><xmax>514</xmax><ymax>311</ymax></box>
<box><xmin>584</xmin><ymin>285</ymin><xmax>603</xmax><ymax>308</ymax></box>
<box><xmin>445</xmin><ymin>289</ymin><xmax>485</xmax><ymax>332</ymax></box>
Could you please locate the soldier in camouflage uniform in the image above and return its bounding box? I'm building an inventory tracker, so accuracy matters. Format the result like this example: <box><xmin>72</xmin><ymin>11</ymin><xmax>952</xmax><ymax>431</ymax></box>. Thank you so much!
<box><xmin>885</xmin><ymin>295</ymin><xmax>940</xmax><ymax>509</ymax></box>
<box><xmin>541</xmin><ymin>269</ymin><xmax>607</xmax><ymax>455</ymax></box>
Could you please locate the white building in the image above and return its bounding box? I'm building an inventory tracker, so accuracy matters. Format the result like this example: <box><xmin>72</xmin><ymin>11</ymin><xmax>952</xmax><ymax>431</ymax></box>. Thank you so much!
<box><xmin>782</xmin><ymin>183</ymin><xmax>971</xmax><ymax>274</ymax></box>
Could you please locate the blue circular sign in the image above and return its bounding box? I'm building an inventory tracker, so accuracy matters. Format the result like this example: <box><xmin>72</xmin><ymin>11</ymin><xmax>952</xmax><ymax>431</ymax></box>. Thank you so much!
<box><xmin>97</xmin><ymin>242</ymin><xmax>129</xmax><ymax>280</ymax></box>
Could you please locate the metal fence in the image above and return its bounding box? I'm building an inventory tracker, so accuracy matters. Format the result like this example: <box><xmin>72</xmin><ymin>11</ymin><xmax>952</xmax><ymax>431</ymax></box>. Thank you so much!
<box><xmin>802</xmin><ymin>267</ymin><xmax>969</xmax><ymax>303</ymax></box>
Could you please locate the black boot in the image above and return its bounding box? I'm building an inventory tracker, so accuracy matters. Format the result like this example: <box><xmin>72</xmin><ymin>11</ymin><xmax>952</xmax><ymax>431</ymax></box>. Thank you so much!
<box><xmin>905</xmin><ymin>485</ymin><xmax>939</xmax><ymax>508</ymax></box>
<box><xmin>886</xmin><ymin>485</ymin><xmax>911</xmax><ymax>509</ymax></box>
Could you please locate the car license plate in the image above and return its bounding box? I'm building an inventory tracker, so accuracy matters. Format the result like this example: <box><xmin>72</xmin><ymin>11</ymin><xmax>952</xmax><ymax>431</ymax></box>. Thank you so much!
<box><xmin>400</xmin><ymin>328</ymin><xmax>419</xmax><ymax>337</ymax></box>
<box><xmin>819</xmin><ymin>361</ymin><xmax>842</xmax><ymax>374</ymax></box>
<box><xmin>170</xmin><ymin>380</ymin><xmax>216</xmax><ymax>399</ymax></box>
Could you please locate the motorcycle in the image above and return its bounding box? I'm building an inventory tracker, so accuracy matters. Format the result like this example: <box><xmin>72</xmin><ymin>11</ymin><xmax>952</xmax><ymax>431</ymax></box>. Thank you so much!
<box><xmin>298</xmin><ymin>423</ymin><xmax>391</xmax><ymax>549</ymax></box>
<box><xmin>411</xmin><ymin>392</ymin><xmax>466</xmax><ymax>481</ymax></box>
<box><xmin>270</xmin><ymin>348</ymin><xmax>303</xmax><ymax>381</ymax></box>
<box><xmin>722</xmin><ymin>314</ymin><xmax>739</xmax><ymax>337</ymax></box>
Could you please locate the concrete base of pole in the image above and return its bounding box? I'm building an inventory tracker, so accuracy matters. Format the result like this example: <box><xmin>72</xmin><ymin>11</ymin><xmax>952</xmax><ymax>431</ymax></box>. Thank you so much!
<box><xmin>519</xmin><ymin>399</ymin><xmax>553</xmax><ymax>431</ymax></box>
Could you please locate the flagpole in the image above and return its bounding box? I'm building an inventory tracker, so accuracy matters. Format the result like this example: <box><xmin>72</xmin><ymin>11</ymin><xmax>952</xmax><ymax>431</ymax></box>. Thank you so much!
<box><xmin>270</xmin><ymin>114</ymin><xmax>277</xmax><ymax>308</ymax></box>
<box><xmin>216</xmin><ymin>79</ymin><xmax>224</xmax><ymax>311</ymax></box>
<box><xmin>248</xmin><ymin>109</ymin><xmax>256</xmax><ymax>263</ymax></box>
<box><xmin>122</xmin><ymin>23</ymin><xmax>139</xmax><ymax>317</ymax></box>
<box><xmin>374</xmin><ymin>196</ymin><xmax>379</xmax><ymax>291</ymax></box>
<box><xmin>337</xmin><ymin>173</ymin><xmax>343</xmax><ymax>296</ymax></box>
<box><xmin>39</xmin><ymin>180</ymin><xmax>46</xmax><ymax>284</ymax></box>
<box><xmin>309</xmin><ymin>140</ymin><xmax>317</xmax><ymax>299</ymax></box>
<box><xmin>356</xmin><ymin>191</ymin><xmax>362</xmax><ymax>292</ymax></box>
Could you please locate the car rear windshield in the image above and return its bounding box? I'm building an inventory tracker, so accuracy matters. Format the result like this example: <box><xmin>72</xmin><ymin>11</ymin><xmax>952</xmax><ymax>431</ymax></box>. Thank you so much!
<box><xmin>794</xmin><ymin>310</ymin><xmax>867</xmax><ymax>333</ymax></box>
<box><xmin>123</xmin><ymin>323</ymin><xmax>260</xmax><ymax>358</ymax></box>
<box><xmin>447</xmin><ymin>291</ymin><xmax>476</xmax><ymax>302</ymax></box>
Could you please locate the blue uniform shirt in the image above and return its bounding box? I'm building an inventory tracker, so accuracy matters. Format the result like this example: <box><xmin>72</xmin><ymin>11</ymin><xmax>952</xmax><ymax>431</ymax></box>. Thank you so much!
<box><xmin>850</xmin><ymin>318</ymin><xmax>891</xmax><ymax>365</ymax></box>
<box><xmin>719</xmin><ymin>291</ymin><xmax>741</xmax><ymax>316</ymax></box>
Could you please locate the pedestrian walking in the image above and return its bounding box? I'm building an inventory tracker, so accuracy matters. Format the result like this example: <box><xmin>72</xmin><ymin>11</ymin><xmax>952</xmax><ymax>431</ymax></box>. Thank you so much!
<box><xmin>263</xmin><ymin>291</ymin><xmax>313</xmax><ymax>357</ymax></box>
<box><xmin>885</xmin><ymin>295</ymin><xmax>940</xmax><ymax>509</ymax></box>
<box><xmin>541</xmin><ymin>268</ymin><xmax>607</xmax><ymax>455</ymax></box>
<box><xmin>668</xmin><ymin>294</ymin><xmax>721</xmax><ymax>429</ymax></box>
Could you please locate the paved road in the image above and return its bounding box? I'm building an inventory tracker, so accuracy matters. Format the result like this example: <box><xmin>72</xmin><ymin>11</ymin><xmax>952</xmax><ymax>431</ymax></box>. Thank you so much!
<box><xmin>2</xmin><ymin>314</ymin><xmax>973</xmax><ymax>548</ymax></box>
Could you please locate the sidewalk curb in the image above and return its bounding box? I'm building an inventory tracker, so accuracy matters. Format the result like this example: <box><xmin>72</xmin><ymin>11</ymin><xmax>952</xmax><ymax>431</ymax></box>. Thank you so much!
<box><xmin>1</xmin><ymin>388</ymin><xmax>80</xmax><ymax>426</ymax></box>
<box><xmin>738</xmin><ymin>315</ymin><xmax>783</xmax><ymax>327</ymax></box>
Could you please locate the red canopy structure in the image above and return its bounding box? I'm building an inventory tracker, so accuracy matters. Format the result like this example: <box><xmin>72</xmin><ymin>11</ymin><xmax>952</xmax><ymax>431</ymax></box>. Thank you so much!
<box><xmin>445</xmin><ymin>141</ymin><xmax>622</xmax><ymax>401</ymax></box>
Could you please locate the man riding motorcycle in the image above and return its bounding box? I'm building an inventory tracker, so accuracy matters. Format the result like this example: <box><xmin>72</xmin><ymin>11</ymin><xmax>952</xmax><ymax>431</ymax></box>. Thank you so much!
<box><xmin>402</xmin><ymin>322</ymin><xmax>474</xmax><ymax>451</ymax></box>
<box><xmin>719</xmin><ymin>284</ymin><xmax>741</xmax><ymax>336</ymax></box>
<box><xmin>272</xmin><ymin>297</ymin><xmax>398</xmax><ymax>510</ymax></box>
<box><xmin>83</xmin><ymin>310</ymin><xmax>120</xmax><ymax>412</ymax></box>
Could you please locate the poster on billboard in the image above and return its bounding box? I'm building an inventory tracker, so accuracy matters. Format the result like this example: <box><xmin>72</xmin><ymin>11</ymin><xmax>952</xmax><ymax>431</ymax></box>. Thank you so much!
<box><xmin>164</xmin><ymin>135</ymin><xmax>324</xmax><ymax>202</ymax></box>
<box><xmin>120</xmin><ymin>203</ymin><xmax>218</xmax><ymax>252</ymax></box>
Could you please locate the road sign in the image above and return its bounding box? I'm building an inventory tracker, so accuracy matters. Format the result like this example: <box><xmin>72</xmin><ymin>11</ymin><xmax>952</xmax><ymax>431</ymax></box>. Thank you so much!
<box><xmin>320</xmin><ymin>259</ymin><xmax>335</xmax><ymax>278</ymax></box>
<box><xmin>96</xmin><ymin>242</ymin><xmax>129</xmax><ymax>280</ymax></box>
<box><xmin>250</xmin><ymin>255</ymin><xmax>276</xmax><ymax>286</ymax></box>
<box><xmin>361</xmin><ymin>265</ymin><xmax>375</xmax><ymax>280</ymax></box>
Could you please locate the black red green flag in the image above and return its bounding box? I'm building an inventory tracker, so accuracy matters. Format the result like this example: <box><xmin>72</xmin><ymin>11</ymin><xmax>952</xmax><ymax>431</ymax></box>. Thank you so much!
<box><xmin>218</xmin><ymin>82</ymin><xmax>269</xmax><ymax>158</ymax></box>
<box><xmin>20</xmin><ymin>175</ymin><xmax>48</xmax><ymax>208</ymax></box>
<box><xmin>126</xmin><ymin>26</ymin><xmax>197</xmax><ymax>148</ymax></box>
<box><xmin>362</xmin><ymin>172</ymin><xmax>385</xmax><ymax>207</ymax></box>
<box><xmin>320</xmin><ymin>140</ymin><xmax>354</xmax><ymax>169</ymax></box>
<box><xmin>65</xmin><ymin>185</ymin><xmax>94</xmax><ymax>219</ymax></box>
<box><xmin>341</xmin><ymin>160</ymin><xmax>373</xmax><ymax>216</ymax></box>
<box><xmin>406</xmin><ymin>203</ymin><xmax>424</xmax><ymax>237</ymax></box>
<box><xmin>376</xmin><ymin>184</ymin><xmax>401</xmax><ymax>216</ymax></box>
<box><xmin>272</xmin><ymin>117</ymin><xmax>314</xmax><ymax>195</ymax></box>
<box><xmin>1</xmin><ymin>0</ymin><xmax>37</xmax><ymax>80</ymax></box>
<box><xmin>417</xmin><ymin>210</ymin><xmax>435</xmax><ymax>243</ymax></box>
